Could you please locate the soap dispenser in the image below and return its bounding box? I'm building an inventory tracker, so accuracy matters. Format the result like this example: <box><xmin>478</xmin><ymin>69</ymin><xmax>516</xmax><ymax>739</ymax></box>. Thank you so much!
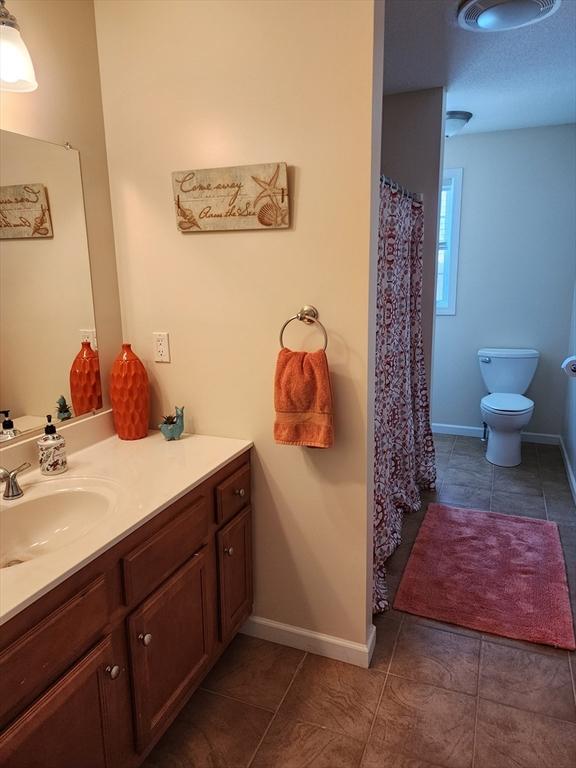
<box><xmin>37</xmin><ymin>415</ymin><xmax>67</xmax><ymax>475</ymax></box>
<box><xmin>0</xmin><ymin>410</ymin><xmax>20</xmax><ymax>441</ymax></box>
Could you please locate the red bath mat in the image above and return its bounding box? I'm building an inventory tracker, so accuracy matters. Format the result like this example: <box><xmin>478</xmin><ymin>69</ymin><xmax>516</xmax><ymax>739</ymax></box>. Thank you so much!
<box><xmin>393</xmin><ymin>503</ymin><xmax>575</xmax><ymax>650</ymax></box>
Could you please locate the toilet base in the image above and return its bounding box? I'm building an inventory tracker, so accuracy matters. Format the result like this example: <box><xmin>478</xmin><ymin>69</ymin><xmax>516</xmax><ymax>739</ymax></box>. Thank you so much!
<box><xmin>485</xmin><ymin>428</ymin><xmax>522</xmax><ymax>467</ymax></box>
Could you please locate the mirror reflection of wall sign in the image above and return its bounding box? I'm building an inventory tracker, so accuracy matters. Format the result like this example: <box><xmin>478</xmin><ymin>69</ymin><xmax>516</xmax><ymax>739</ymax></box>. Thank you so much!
<box><xmin>172</xmin><ymin>162</ymin><xmax>289</xmax><ymax>232</ymax></box>
<box><xmin>0</xmin><ymin>183</ymin><xmax>53</xmax><ymax>239</ymax></box>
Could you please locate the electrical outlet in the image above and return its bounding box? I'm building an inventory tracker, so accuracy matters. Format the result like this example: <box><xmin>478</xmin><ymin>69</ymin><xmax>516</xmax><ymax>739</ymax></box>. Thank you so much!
<box><xmin>153</xmin><ymin>332</ymin><xmax>171</xmax><ymax>363</ymax></box>
<box><xmin>80</xmin><ymin>329</ymin><xmax>97</xmax><ymax>349</ymax></box>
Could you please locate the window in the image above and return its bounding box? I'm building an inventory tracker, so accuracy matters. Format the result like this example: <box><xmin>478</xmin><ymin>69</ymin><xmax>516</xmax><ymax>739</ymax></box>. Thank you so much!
<box><xmin>436</xmin><ymin>168</ymin><xmax>462</xmax><ymax>315</ymax></box>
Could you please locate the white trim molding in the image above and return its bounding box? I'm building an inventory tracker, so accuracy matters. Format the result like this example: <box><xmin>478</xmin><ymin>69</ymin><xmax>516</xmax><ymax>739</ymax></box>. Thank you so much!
<box><xmin>433</xmin><ymin>423</ymin><xmax>484</xmax><ymax>438</ymax></box>
<box><xmin>436</xmin><ymin>168</ymin><xmax>463</xmax><ymax>316</ymax></box>
<box><xmin>241</xmin><ymin>616</ymin><xmax>376</xmax><ymax>669</ymax></box>
<box><xmin>432</xmin><ymin>423</ymin><xmax>561</xmax><ymax>445</ymax></box>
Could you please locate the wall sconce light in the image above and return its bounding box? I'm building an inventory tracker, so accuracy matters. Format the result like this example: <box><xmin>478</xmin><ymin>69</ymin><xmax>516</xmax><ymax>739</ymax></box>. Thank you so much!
<box><xmin>0</xmin><ymin>0</ymin><xmax>37</xmax><ymax>92</ymax></box>
<box><xmin>445</xmin><ymin>111</ymin><xmax>473</xmax><ymax>137</ymax></box>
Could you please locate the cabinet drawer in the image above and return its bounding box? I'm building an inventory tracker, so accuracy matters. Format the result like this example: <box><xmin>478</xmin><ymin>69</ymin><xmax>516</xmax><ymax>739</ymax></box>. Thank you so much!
<box><xmin>215</xmin><ymin>464</ymin><xmax>251</xmax><ymax>525</ymax></box>
<box><xmin>0</xmin><ymin>575</ymin><xmax>109</xmax><ymax>728</ymax></box>
<box><xmin>123</xmin><ymin>494</ymin><xmax>209</xmax><ymax>606</ymax></box>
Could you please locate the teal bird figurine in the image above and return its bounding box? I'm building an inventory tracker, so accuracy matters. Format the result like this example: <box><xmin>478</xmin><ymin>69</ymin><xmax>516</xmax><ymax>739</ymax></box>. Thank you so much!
<box><xmin>159</xmin><ymin>406</ymin><xmax>185</xmax><ymax>440</ymax></box>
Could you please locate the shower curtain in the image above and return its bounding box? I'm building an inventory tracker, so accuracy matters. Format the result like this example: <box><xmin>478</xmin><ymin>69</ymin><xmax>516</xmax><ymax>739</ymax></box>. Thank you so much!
<box><xmin>373</xmin><ymin>179</ymin><xmax>436</xmax><ymax>613</ymax></box>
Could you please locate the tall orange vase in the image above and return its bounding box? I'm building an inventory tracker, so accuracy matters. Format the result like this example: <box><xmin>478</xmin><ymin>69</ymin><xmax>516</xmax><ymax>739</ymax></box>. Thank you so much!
<box><xmin>109</xmin><ymin>343</ymin><xmax>149</xmax><ymax>440</ymax></box>
<box><xmin>69</xmin><ymin>340</ymin><xmax>102</xmax><ymax>416</ymax></box>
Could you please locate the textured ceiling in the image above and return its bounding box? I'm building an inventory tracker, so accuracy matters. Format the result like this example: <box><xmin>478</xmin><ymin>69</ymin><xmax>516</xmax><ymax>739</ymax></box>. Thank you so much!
<box><xmin>383</xmin><ymin>0</ymin><xmax>576</xmax><ymax>134</ymax></box>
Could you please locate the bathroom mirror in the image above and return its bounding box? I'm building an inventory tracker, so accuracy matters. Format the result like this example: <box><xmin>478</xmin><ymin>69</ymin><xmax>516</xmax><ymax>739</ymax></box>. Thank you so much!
<box><xmin>0</xmin><ymin>129</ymin><xmax>101</xmax><ymax>436</ymax></box>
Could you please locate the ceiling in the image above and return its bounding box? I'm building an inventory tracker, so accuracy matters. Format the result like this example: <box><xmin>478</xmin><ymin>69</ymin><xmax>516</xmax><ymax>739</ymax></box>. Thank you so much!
<box><xmin>383</xmin><ymin>0</ymin><xmax>576</xmax><ymax>134</ymax></box>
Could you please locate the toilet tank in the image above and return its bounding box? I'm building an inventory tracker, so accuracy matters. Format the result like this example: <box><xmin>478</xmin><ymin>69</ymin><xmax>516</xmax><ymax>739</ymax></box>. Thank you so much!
<box><xmin>478</xmin><ymin>348</ymin><xmax>539</xmax><ymax>394</ymax></box>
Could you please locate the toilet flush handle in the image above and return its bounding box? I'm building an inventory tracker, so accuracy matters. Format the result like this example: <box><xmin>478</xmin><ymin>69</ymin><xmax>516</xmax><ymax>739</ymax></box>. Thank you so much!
<box><xmin>480</xmin><ymin>356</ymin><xmax>491</xmax><ymax>363</ymax></box>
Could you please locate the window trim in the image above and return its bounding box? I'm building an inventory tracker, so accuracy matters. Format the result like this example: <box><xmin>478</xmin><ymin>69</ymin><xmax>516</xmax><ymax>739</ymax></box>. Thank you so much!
<box><xmin>436</xmin><ymin>167</ymin><xmax>463</xmax><ymax>316</ymax></box>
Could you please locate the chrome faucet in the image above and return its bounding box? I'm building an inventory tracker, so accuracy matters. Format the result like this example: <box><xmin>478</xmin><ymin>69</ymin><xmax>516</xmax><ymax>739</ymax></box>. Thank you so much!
<box><xmin>0</xmin><ymin>462</ymin><xmax>31</xmax><ymax>500</ymax></box>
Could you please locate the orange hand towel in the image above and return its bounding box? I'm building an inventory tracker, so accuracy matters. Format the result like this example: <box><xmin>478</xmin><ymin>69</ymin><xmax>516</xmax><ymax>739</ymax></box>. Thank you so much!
<box><xmin>274</xmin><ymin>348</ymin><xmax>334</xmax><ymax>448</ymax></box>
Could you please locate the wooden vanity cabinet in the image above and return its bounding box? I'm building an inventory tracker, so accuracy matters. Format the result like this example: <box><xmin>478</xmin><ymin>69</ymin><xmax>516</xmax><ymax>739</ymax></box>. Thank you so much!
<box><xmin>0</xmin><ymin>451</ymin><xmax>252</xmax><ymax>768</ymax></box>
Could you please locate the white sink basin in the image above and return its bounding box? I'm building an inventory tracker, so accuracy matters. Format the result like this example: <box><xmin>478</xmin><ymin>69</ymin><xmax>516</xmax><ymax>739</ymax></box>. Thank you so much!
<box><xmin>0</xmin><ymin>477</ymin><xmax>119</xmax><ymax>569</ymax></box>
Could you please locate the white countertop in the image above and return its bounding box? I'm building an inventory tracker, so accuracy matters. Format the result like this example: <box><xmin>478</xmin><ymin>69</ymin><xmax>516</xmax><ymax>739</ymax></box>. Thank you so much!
<box><xmin>0</xmin><ymin>431</ymin><xmax>252</xmax><ymax>626</ymax></box>
<box><xmin>12</xmin><ymin>415</ymin><xmax>46</xmax><ymax>433</ymax></box>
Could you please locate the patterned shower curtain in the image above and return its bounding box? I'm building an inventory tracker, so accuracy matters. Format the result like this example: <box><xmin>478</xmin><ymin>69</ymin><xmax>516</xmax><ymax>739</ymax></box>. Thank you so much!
<box><xmin>373</xmin><ymin>179</ymin><xmax>436</xmax><ymax>613</ymax></box>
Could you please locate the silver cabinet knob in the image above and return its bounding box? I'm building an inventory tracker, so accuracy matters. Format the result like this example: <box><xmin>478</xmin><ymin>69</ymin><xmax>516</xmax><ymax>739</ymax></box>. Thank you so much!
<box><xmin>138</xmin><ymin>632</ymin><xmax>153</xmax><ymax>646</ymax></box>
<box><xmin>224</xmin><ymin>546</ymin><xmax>234</xmax><ymax>557</ymax></box>
<box><xmin>234</xmin><ymin>488</ymin><xmax>246</xmax><ymax>498</ymax></box>
<box><xmin>105</xmin><ymin>664</ymin><xmax>121</xmax><ymax>680</ymax></box>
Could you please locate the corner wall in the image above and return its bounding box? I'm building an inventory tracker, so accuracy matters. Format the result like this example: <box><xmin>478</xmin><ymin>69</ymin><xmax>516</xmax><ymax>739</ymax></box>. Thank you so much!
<box><xmin>381</xmin><ymin>88</ymin><xmax>445</xmax><ymax>377</ymax></box>
<box><xmin>0</xmin><ymin>0</ymin><xmax>122</xmax><ymax>399</ymax></box>
<box><xmin>433</xmin><ymin>125</ymin><xmax>576</xmax><ymax>437</ymax></box>
<box><xmin>563</xmin><ymin>283</ymin><xmax>576</xmax><ymax>494</ymax></box>
<box><xmin>94</xmin><ymin>0</ymin><xmax>379</xmax><ymax>651</ymax></box>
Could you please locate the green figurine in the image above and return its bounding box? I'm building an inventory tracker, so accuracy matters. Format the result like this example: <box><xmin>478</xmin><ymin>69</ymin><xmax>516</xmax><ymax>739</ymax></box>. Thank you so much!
<box><xmin>57</xmin><ymin>395</ymin><xmax>73</xmax><ymax>421</ymax></box>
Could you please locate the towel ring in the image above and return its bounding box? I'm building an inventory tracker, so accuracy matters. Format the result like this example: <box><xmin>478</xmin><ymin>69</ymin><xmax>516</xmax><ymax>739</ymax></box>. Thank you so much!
<box><xmin>279</xmin><ymin>305</ymin><xmax>328</xmax><ymax>351</ymax></box>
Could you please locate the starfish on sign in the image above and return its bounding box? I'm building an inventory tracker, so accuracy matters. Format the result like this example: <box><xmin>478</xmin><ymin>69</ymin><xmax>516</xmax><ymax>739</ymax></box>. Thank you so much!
<box><xmin>251</xmin><ymin>165</ymin><xmax>285</xmax><ymax>208</ymax></box>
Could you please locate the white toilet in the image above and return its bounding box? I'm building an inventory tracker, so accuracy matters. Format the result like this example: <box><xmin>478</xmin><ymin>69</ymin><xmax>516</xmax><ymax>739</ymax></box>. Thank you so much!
<box><xmin>477</xmin><ymin>348</ymin><xmax>539</xmax><ymax>467</ymax></box>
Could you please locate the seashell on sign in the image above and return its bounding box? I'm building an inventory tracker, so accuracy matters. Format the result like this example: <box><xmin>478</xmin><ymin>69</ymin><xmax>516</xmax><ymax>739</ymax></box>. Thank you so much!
<box><xmin>257</xmin><ymin>202</ymin><xmax>279</xmax><ymax>227</ymax></box>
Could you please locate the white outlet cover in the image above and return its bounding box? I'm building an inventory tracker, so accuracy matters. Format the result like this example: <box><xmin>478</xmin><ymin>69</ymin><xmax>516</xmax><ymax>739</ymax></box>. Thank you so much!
<box><xmin>80</xmin><ymin>329</ymin><xmax>97</xmax><ymax>349</ymax></box>
<box><xmin>153</xmin><ymin>331</ymin><xmax>171</xmax><ymax>363</ymax></box>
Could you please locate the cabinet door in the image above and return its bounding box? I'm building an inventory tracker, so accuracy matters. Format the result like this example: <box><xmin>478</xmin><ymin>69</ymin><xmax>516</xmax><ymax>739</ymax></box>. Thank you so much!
<box><xmin>0</xmin><ymin>634</ymin><xmax>132</xmax><ymax>768</ymax></box>
<box><xmin>128</xmin><ymin>548</ymin><xmax>213</xmax><ymax>752</ymax></box>
<box><xmin>218</xmin><ymin>507</ymin><xmax>253</xmax><ymax>640</ymax></box>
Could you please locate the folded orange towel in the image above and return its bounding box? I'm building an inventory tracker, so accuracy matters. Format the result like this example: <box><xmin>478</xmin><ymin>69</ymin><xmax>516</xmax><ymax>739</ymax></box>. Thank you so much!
<box><xmin>274</xmin><ymin>348</ymin><xmax>334</xmax><ymax>448</ymax></box>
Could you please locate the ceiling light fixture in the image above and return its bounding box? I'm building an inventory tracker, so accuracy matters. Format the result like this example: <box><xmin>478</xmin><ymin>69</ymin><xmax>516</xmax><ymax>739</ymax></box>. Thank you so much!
<box><xmin>0</xmin><ymin>0</ymin><xmax>37</xmax><ymax>92</ymax></box>
<box><xmin>458</xmin><ymin>0</ymin><xmax>562</xmax><ymax>32</ymax></box>
<box><xmin>445</xmin><ymin>111</ymin><xmax>473</xmax><ymax>137</ymax></box>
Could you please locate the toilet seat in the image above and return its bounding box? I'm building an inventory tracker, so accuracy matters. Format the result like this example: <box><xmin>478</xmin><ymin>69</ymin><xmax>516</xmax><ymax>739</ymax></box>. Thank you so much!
<box><xmin>481</xmin><ymin>393</ymin><xmax>533</xmax><ymax>415</ymax></box>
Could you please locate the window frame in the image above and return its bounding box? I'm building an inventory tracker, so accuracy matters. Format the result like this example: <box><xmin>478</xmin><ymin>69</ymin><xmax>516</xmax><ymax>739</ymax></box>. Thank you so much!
<box><xmin>436</xmin><ymin>167</ymin><xmax>463</xmax><ymax>316</ymax></box>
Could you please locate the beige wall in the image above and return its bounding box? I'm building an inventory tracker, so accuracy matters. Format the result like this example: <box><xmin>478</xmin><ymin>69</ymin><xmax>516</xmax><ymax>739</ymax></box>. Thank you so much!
<box><xmin>0</xmin><ymin>0</ymin><xmax>121</xmax><ymax>404</ymax></box>
<box><xmin>94</xmin><ymin>0</ymin><xmax>379</xmax><ymax>645</ymax></box>
<box><xmin>433</xmin><ymin>125</ymin><xmax>576</xmax><ymax>436</ymax></box>
<box><xmin>0</xmin><ymin>131</ymin><xmax>95</xmax><ymax>418</ymax></box>
<box><xmin>381</xmin><ymin>88</ymin><xmax>445</xmax><ymax>377</ymax></box>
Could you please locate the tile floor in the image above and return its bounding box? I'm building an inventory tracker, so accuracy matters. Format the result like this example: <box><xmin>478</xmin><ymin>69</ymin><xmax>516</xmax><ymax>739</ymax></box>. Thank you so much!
<box><xmin>145</xmin><ymin>436</ymin><xmax>576</xmax><ymax>768</ymax></box>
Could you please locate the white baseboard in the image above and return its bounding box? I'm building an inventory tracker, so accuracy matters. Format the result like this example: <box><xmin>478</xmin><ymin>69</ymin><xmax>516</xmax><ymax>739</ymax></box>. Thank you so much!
<box><xmin>432</xmin><ymin>422</ymin><xmax>561</xmax><ymax>445</ymax></box>
<box><xmin>241</xmin><ymin>615</ymin><xmax>376</xmax><ymax>669</ymax></box>
<box><xmin>559</xmin><ymin>436</ymin><xmax>576</xmax><ymax>505</ymax></box>
<box><xmin>432</xmin><ymin>423</ymin><xmax>484</xmax><ymax>438</ymax></box>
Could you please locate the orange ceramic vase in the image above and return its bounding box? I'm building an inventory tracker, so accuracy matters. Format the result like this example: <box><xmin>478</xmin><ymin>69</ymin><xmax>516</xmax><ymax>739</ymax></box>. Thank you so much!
<box><xmin>69</xmin><ymin>341</ymin><xmax>102</xmax><ymax>416</ymax></box>
<box><xmin>109</xmin><ymin>343</ymin><xmax>149</xmax><ymax>440</ymax></box>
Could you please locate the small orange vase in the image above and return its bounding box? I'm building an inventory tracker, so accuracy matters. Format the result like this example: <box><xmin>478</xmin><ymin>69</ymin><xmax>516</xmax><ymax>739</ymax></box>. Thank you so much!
<box><xmin>109</xmin><ymin>343</ymin><xmax>150</xmax><ymax>440</ymax></box>
<box><xmin>69</xmin><ymin>341</ymin><xmax>102</xmax><ymax>416</ymax></box>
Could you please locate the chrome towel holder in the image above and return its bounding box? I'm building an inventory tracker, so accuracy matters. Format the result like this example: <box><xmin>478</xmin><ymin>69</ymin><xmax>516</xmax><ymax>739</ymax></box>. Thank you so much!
<box><xmin>279</xmin><ymin>305</ymin><xmax>328</xmax><ymax>351</ymax></box>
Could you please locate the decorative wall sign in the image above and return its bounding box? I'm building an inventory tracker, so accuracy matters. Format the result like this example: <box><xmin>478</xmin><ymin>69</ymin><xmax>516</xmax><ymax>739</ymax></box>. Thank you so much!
<box><xmin>0</xmin><ymin>183</ymin><xmax>53</xmax><ymax>239</ymax></box>
<box><xmin>172</xmin><ymin>162</ymin><xmax>289</xmax><ymax>232</ymax></box>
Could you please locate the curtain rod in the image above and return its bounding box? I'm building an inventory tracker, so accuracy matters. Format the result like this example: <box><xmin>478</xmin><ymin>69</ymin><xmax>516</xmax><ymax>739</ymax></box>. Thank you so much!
<box><xmin>381</xmin><ymin>175</ymin><xmax>423</xmax><ymax>203</ymax></box>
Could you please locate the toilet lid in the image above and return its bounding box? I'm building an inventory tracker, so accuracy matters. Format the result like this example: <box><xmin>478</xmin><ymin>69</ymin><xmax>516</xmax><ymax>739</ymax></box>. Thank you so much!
<box><xmin>481</xmin><ymin>393</ymin><xmax>534</xmax><ymax>413</ymax></box>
